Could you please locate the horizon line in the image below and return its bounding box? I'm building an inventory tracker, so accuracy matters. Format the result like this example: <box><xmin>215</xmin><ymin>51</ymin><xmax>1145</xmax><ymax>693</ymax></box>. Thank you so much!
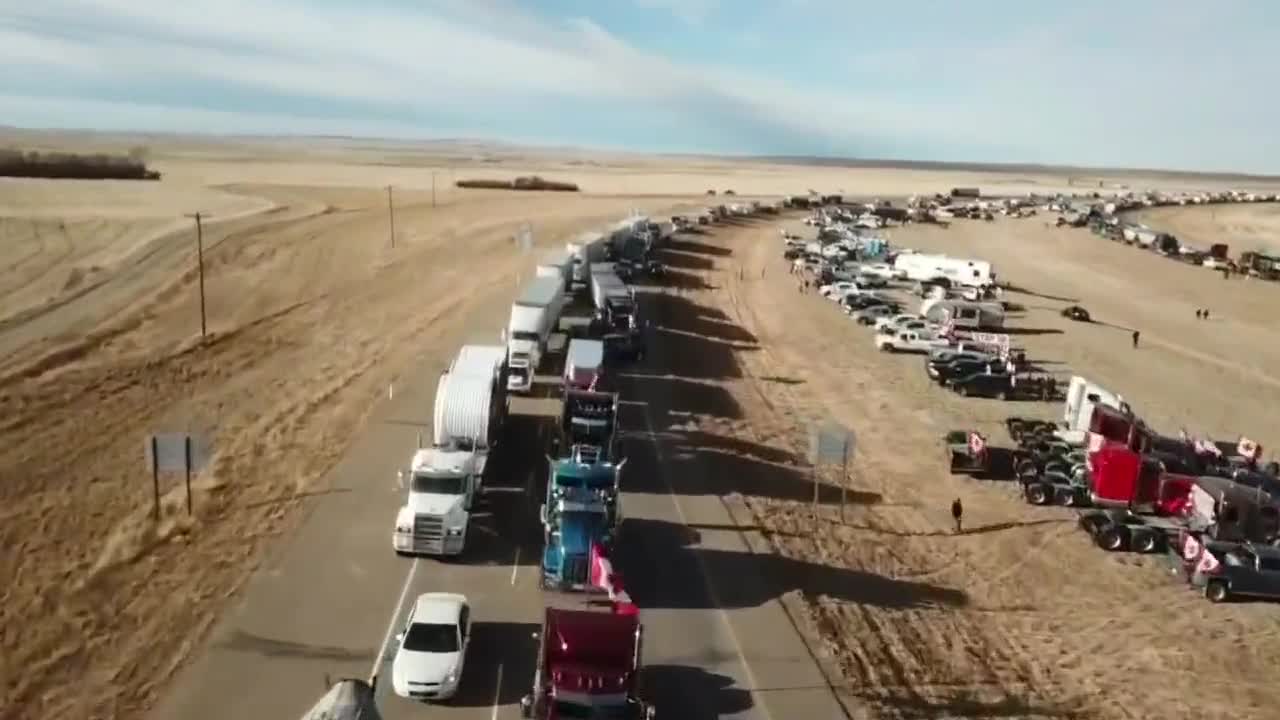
<box><xmin>4</xmin><ymin>124</ymin><xmax>1279</xmax><ymax>184</ymax></box>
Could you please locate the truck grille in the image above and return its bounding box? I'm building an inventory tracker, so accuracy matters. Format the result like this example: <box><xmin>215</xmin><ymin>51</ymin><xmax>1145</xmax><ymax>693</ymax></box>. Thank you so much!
<box><xmin>413</xmin><ymin>515</ymin><xmax>445</xmax><ymax>553</ymax></box>
<box><xmin>564</xmin><ymin>553</ymin><xmax>589</xmax><ymax>584</ymax></box>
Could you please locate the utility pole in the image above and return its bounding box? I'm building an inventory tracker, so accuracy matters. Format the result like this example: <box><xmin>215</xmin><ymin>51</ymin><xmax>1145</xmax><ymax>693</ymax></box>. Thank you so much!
<box><xmin>184</xmin><ymin>212</ymin><xmax>207</xmax><ymax>340</ymax></box>
<box><xmin>387</xmin><ymin>185</ymin><xmax>396</xmax><ymax>249</ymax></box>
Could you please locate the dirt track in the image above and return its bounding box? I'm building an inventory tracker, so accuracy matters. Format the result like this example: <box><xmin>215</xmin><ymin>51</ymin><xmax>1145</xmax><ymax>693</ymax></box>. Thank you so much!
<box><xmin>4</xmin><ymin>139</ymin><xmax>1280</xmax><ymax>720</ymax></box>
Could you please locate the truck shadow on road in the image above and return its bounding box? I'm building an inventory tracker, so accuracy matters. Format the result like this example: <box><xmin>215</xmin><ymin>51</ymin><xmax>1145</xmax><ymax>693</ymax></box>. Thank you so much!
<box><xmin>620</xmin><ymin>373</ymin><xmax>744</xmax><ymax>420</ymax></box>
<box><xmin>616</xmin><ymin>519</ymin><xmax>967</xmax><ymax>611</ymax></box>
<box><xmin>658</xmin><ymin>249</ymin><xmax>716</xmax><ymax>271</ymax></box>
<box><xmin>641</xmin><ymin>665</ymin><xmax>753</xmax><ymax>719</ymax></box>
<box><xmin>876</xmin><ymin>688</ymin><xmax>1087</xmax><ymax>719</ymax></box>
<box><xmin>448</xmin><ymin>621</ymin><xmax>540</xmax><ymax>708</ymax></box>
<box><xmin>666</xmin><ymin>238</ymin><xmax>732</xmax><ymax>256</ymax></box>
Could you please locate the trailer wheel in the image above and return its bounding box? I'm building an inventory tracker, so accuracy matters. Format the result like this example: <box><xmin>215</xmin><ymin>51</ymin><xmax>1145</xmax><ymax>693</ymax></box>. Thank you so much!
<box><xmin>1044</xmin><ymin>460</ymin><xmax>1067</xmax><ymax>476</ymax></box>
<box><xmin>1007</xmin><ymin>418</ymin><xmax>1025</xmax><ymax>439</ymax></box>
<box><xmin>1024</xmin><ymin>483</ymin><xmax>1051</xmax><ymax>505</ymax></box>
<box><xmin>1061</xmin><ymin>488</ymin><xmax>1081</xmax><ymax>507</ymax></box>
<box><xmin>1131</xmin><ymin>531</ymin><xmax>1159</xmax><ymax>554</ymax></box>
<box><xmin>1096</xmin><ymin>525</ymin><xmax>1128</xmax><ymax>552</ymax></box>
<box><xmin>1204</xmin><ymin>580</ymin><xmax>1230</xmax><ymax>603</ymax></box>
<box><xmin>1015</xmin><ymin>460</ymin><xmax>1037</xmax><ymax>478</ymax></box>
<box><xmin>1078</xmin><ymin>513</ymin><xmax>1105</xmax><ymax>535</ymax></box>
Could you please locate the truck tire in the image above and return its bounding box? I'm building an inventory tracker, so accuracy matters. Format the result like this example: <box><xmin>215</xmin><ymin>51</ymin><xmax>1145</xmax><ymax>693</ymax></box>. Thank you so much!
<box><xmin>1204</xmin><ymin>579</ymin><xmax>1230</xmax><ymax>603</ymax></box>
<box><xmin>1024</xmin><ymin>483</ymin><xmax>1051</xmax><ymax>505</ymax></box>
<box><xmin>958</xmin><ymin>385</ymin><xmax>970</xmax><ymax>397</ymax></box>
<box><xmin>1131</xmin><ymin>530</ymin><xmax>1159</xmax><ymax>553</ymax></box>
<box><xmin>1096</xmin><ymin>525</ymin><xmax>1128</xmax><ymax>552</ymax></box>
<box><xmin>995</xmin><ymin>389</ymin><xmax>1008</xmax><ymax>401</ymax></box>
<box><xmin>1078</xmin><ymin>512</ymin><xmax>1105</xmax><ymax>535</ymax></box>
<box><xmin>1007</xmin><ymin>418</ymin><xmax>1025</xmax><ymax>439</ymax></box>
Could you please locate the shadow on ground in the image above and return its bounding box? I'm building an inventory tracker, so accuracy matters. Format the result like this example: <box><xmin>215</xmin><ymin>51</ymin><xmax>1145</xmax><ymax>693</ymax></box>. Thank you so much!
<box><xmin>875</xmin><ymin>688</ymin><xmax>1088</xmax><ymax>719</ymax></box>
<box><xmin>666</xmin><ymin>238</ymin><xmax>732</xmax><ymax>257</ymax></box>
<box><xmin>642</xmin><ymin>666</ymin><xmax>754</xmax><ymax>720</ymax></box>
<box><xmin>1002</xmin><ymin>283</ymin><xmax>1079</xmax><ymax>304</ymax></box>
<box><xmin>449</xmin><ymin>622</ymin><xmax>540</xmax><ymax>708</ymax></box>
<box><xmin>615</xmin><ymin>518</ymin><xmax>967</xmax><ymax>611</ymax></box>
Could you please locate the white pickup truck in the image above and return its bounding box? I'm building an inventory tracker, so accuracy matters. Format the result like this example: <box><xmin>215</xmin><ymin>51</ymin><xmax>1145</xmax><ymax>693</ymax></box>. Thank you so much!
<box><xmin>876</xmin><ymin>329</ymin><xmax>951</xmax><ymax>353</ymax></box>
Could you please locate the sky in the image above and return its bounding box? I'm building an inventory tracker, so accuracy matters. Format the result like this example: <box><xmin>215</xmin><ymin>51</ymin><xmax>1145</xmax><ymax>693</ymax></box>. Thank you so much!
<box><xmin>0</xmin><ymin>0</ymin><xmax>1276</xmax><ymax>173</ymax></box>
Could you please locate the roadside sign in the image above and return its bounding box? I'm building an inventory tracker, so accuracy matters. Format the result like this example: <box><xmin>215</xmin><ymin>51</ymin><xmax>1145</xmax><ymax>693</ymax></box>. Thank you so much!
<box><xmin>809</xmin><ymin>421</ymin><xmax>855</xmax><ymax>465</ymax></box>
<box><xmin>146</xmin><ymin>432</ymin><xmax>211</xmax><ymax>473</ymax></box>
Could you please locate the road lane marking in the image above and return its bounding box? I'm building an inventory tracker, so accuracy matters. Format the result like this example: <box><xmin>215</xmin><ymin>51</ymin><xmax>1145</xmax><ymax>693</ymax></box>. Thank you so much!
<box><xmin>511</xmin><ymin>545</ymin><xmax>522</xmax><ymax>585</ymax></box>
<box><xmin>369</xmin><ymin>557</ymin><xmax>420</xmax><ymax>684</ymax></box>
<box><xmin>491</xmin><ymin>663</ymin><xmax>505</xmax><ymax>720</ymax></box>
<box><xmin>635</xmin><ymin>400</ymin><xmax>771</xmax><ymax>720</ymax></box>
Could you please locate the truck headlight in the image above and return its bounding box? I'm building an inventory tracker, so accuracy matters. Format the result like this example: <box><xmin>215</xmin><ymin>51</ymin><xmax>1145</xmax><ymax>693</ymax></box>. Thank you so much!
<box><xmin>445</xmin><ymin>668</ymin><xmax>458</xmax><ymax>684</ymax></box>
<box><xmin>395</xmin><ymin>523</ymin><xmax>412</xmax><ymax>534</ymax></box>
<box><xmin>447</xmin><ymin>527</ymin><xmax>464</xmax><ymax>537</ymax></box>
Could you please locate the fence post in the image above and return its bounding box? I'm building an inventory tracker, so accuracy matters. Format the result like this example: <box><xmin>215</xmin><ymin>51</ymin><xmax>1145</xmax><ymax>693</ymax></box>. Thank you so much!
<box><xmin>151</xmin><ymin>435</ymin><xmax>161</xmax><ymax>522</ymax></box>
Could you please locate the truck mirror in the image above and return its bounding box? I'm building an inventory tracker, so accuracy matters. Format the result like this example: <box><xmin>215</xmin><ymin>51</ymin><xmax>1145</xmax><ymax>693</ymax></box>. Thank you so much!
<box><xmin>645</xmin><ymin>705</ymin><xmax>656</xmax><ymax>720</ymax></box>
<box><xmin>395</xmin><ymin>632</ymin><xmax>404</xmax><ymax>644</ymax></box>
<box><xmin>520</xmin><ymin>695</ymin><xmax>534</xmax><ymax>718</ymax></box>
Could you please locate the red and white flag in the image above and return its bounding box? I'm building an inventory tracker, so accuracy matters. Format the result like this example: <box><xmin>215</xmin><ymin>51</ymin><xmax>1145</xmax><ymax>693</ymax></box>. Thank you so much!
<box><xmin>1195</xmin><ymin>549</ymin><xmax>1221</xmax><ymax>575</ymax></box>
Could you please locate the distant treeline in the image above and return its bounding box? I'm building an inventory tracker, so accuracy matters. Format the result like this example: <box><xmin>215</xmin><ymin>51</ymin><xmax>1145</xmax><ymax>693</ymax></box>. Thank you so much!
<box><xmin>0</xmin><ymin>149</ymin><xmax>162</xmax><ymax>181</ymax></box>
<box><xmin>455</xmin><ymin>175</ymin><xmax>578</xmax><ymax>192</ymax></box>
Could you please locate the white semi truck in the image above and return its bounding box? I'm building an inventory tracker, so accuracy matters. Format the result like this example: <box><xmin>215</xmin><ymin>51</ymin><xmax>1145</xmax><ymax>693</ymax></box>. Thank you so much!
<box><xmin>506</xmin><ymin>275</ymin><xmax>566</xmax><ymax>393</ymax></box>
<box><xmin>393</xmin><ymin>345</ymin><xmax>507</xmax><ymax>556</ymax></box>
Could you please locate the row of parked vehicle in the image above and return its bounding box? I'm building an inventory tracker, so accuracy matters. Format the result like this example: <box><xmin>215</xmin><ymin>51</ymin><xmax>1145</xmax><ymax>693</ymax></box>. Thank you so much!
<box><xmin>788</xmin><ymin>229</ymin><xmax>1061</xmax><ymax>403</ymax></box>
<box><xmin>944</xmin><ymin>371</ymin><xmax>1280</xmax><ymax>604</ymax></box>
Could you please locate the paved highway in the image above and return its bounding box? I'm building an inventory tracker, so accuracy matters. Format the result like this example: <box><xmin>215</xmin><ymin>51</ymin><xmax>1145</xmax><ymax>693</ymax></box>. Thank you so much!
<box><xmin>150</xmin><ymin>254</ymin><xmax>844</xmax><ymax>719</ymax></box>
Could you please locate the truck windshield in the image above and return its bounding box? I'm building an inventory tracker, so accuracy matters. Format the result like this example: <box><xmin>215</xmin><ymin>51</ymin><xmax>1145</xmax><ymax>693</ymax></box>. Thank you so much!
<box><xmin>403</xmin><ymin>622</ymin><xmax>459</xmax><ymax>653</ymax></box>
<box><xmin>412</xmin><ymin>473</ymin><xmax>467</xmax><ymax>495</ymax></box>
<box><xmin>551</xmin><ymin>700</ymin><xmax>629</xmax><ymax>719</ymax></box>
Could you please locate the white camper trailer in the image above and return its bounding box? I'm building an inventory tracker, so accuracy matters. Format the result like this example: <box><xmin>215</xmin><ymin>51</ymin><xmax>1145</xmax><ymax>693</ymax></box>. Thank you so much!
<box><xmin>894</xmin><ymin>253</ymin><xmax>995</xmax><ymax>288</ymax></box>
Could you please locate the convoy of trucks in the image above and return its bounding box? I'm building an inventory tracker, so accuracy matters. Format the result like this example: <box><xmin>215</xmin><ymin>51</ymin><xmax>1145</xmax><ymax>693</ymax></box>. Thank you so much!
<box><xmin>507</xmin><ymin>275</ymin><xmax>567</xmax><ymax>393</ymax></box>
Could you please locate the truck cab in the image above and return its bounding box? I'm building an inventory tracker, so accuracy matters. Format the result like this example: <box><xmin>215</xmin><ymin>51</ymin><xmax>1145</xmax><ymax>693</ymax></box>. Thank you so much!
<box><xmin>520</xmin><ymin>606</ymin><xmax>654</xmax><ymax>720</ymax></box>
<box><xmin>393</xmin><ymin>447</ymin><xmax>480</xmax><ymax>556</ymax></box>
<box><xmin>542</xmin><ymin>504</ymin><xmax>614</xmax><ymax>591</ymax></box>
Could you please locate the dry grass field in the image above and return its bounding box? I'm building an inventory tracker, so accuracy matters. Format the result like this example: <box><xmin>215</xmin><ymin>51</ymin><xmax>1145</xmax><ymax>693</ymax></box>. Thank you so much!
<box><xmin>2</xmin><ymin>131</ymin><xmax>1280</xmax><ymax>719</ymax></box>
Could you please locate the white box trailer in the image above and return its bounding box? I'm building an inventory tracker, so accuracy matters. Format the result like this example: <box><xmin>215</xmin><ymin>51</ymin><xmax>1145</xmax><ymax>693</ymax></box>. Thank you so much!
<box><xmin>563</xmin><ymin>338</ymin><xmax>604</xmax><ymax>390</ymax></box>
<box><xmin>894</xmin><ymin>253</ymin><xmax>995</xmax><ymax>287</ymax></box>
<box><xmin>565</xmin><ymin>231</ymin><xmax>606</xmax><ymax>288</ymax></box>
<box><xmin>590</xmin><ymin>265</ymin><xmax>630</xmax><ymax>312</ymax></box>
<box><xmin>506</xmin><ymin>275</ymin><xmax>566</xmax><ymax>393</ymax></box>
<box><xmin>536</xmin><ymin>248</ymin><xmax>573</xmax><ymax>293</ymax></box>
<box><xmin>921</xmin><ymin>299</ymin><xmax>1006</xmax><ymax>330</ymax></box>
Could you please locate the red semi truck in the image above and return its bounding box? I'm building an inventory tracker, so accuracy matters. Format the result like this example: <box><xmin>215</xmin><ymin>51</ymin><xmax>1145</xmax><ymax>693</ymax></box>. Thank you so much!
<box><xmin>520</xmin><ymin>603</ymin><xmax>655</xmax><ymax>720</ymax></box>
<box><xmin>1079</xmin><ymin>444</ymin><xmax>1280</xmax><ymax>553</ymax></box>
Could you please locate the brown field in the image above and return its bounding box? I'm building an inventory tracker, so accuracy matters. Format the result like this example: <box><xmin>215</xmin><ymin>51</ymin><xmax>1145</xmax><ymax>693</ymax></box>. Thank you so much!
<box><xmin>2</xmin><ymin>132</ymin><xmax>1280</xmax><ymax>720</ymax></box>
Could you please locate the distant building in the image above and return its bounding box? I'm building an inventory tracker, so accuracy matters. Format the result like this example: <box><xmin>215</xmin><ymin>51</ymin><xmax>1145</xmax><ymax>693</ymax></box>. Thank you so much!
<box><xmin>951</xmin><ymin>187</ymin><xmax>981</xmax><ymax>198</ymax></box>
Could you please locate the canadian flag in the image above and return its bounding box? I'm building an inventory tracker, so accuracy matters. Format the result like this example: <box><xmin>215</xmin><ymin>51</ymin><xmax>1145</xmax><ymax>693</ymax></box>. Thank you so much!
<box><xmin>968</xmin><ymin>432</ymin><xmax>986</xmax><ymax>455</ymax></box>
<box><xmin>590</xmin><ymin>541</ymin><xmax>613</xmax><ymax>590</ymax></box>
<box><xmin>1195</xmin><ymin>549</ymin><xmax>1221</xmax><ymax>575</ymax></box>
<box><xmin>1182</xmin><ymin>533</ymin><xmax>1203</xmax><ymax>562</ymax></box>
<box><xmin>1238</xmin><ymin>436</ymin><xmax>1261</xmax><ymax>461</ymax></box>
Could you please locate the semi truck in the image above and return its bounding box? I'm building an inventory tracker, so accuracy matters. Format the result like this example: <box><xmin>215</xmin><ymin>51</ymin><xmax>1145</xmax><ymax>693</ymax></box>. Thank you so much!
<box><xmin>564</xmin><ymin>338</ymin><xmax>605</xmax><ymax>391</ymax></box>
<box><xmin>392</xmin><ymin>346</ymin><xmax>507</xmax><ymax>556</ymax></box>
<box><xmin>507</xmin><ymin>275</ymin><xmax>566</xmax><ymax>394</ymax></box>
<box><xmin>302</xmin><ymin>678</ymin><xmax>382</xmax><ymax>720</ymax></box>
<box><xmin>519</xmin><ymin>605</ymin><xmax>654</xmax><ymax>720</ymax></box>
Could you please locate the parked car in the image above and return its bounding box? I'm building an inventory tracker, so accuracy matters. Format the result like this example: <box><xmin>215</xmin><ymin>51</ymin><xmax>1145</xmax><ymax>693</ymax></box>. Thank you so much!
<box><xmin>928</xmin><ymin>357</ymin><xmax>1006</xmax><ymax>384</ymax></box>
<box><xmin>859</xmin><ymin>262</ymin><xmax>908</xmax><ymax>280</ymax></box>
<box><xmin>875</xmin><ymin>313</ymin><xmax>923</xmax><ymax>331</ymax></box>
<box><xmin>1191</xmin><ymin>541</ymin><xmax>1280</xmax><ymax>603</ymax></box>
<box><xmin>819</xmin><ymin>281</ymin><xmax>857</xmax><ymax>299</ymax></box>
<box><xmin>392</xmin><ymin>593</ymin><xmax>472</xmax><ymax>701</ymax></box>
<box><xmin>842</xmin><ymin>293</ymin><xmax>890</xmax><ymax>313</ymax></box>
<box><xmin>876</xmin><ymin>329</ymin><xmax>949</xmax><ymax>354</ymax></box>
<box><xmin>854</xmin><ymin>272</ymin><xmax>889</xmax><ymax>289</ymax></box>
<box><xmin>945</xmin><ymin>371</ymin><xmax>1026</xmax><ymax>399</ymax></box>
<box><xmin>1060</xmin><ymin>305</ymin><xmax>1092</xmax><ymax>322</ymax></box>
<box><xmin>853</xmin><ymin>304</ymin><xmax>901</xmax><ymax>325</ymax></box>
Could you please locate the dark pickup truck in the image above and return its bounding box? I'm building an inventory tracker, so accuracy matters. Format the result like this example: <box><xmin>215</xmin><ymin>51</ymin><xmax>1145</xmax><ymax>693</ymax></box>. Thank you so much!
<box><xmin>1191</xmin><ymin>540</ymin><xmax>1280</xmax><ymax>603</ymax></box>
<box><xmin>927</xmin><ymin>357</ymin><xmax>1003</xmax><ymax>385</ymax></box>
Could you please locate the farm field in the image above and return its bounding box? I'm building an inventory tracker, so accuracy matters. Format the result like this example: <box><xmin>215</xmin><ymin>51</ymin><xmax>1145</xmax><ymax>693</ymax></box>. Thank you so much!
<box><xmin>2</xmin><ymin>134</ymin><xmax>1280</xmax><ymax>720</ymax></box>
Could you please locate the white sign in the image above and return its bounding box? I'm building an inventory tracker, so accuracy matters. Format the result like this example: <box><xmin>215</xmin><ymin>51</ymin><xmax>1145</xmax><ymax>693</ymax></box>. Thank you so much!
<box><xmin>146</xmin><ymin>433</ymin><xmax>211</xmax><ymax>473</ymax></box>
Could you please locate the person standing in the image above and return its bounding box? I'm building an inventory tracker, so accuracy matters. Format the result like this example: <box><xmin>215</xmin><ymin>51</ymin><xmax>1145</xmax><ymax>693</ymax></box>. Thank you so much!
<box><xmin>951</xmin><ymin>498</ymin><xmax>964</xmax><ymax>534</ymax></box>
<box><xmin>1196</xmin><ymin>309</ymin><xmax>1203</xmax><ymax>319</ymax></box>
<box><xmin>1132</xmin><ymin>330</ymin><xmax>1140</xmax><ymax>348</ymax></box>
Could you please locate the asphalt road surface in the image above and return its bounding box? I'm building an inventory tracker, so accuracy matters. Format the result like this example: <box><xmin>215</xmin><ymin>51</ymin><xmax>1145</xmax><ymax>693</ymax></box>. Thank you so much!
<box><xmin>150</xmin><ymin>278</ymin><xmax>844</xmax><ymax>720</ymax></box>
